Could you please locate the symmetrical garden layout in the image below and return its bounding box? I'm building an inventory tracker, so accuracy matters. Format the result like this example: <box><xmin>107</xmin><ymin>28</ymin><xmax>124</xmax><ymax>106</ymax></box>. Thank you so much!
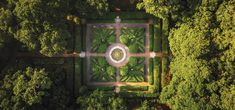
<box><xmin>84</xmin><ymin>17</ymin><xmax>154</xmax><ymax>92</ymax></box>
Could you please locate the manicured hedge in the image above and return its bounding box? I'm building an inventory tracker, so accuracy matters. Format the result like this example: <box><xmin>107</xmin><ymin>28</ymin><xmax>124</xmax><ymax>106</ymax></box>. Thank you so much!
<box><xmin>148</xmin><ymin>58</ymin><xmax>153</xmax><ymax>85</ymax></box>
<box><xmin>81</xmin><ymin>22</ymin><xmax>87</xmax><ymax>84</ymax></box>
<box><xmin>153</xmin><ymin>58</ymin><xmax>160</xmax><ymax>93</ymax></box>
<box><xmin>74</xmin><ymin>58</ymin><xmax>81</xmax><ymax>97</ymax></box>
<box><xmin>74</xmin><ymin>24</ymin><xmax>82</xmax><ymax>97</ymax></box>
<box><xmin>88</xmin><ymin>19</ymin><xmax>149</xmax><ymax>23</ymax></box>
<box><xmin>120</xmin><ymin>86</ymin><xmax>148</xmax><ymax>92</ymax></box>
<box><xmin>119</xmin><ymin>92</ymin><xmax>159</xmax><ymax>98</ymax></box>
<box><xmin>33</xmin><ymin>58</ymin><xmax>65</xmax><ymax>65</ymax></box>
<box><xmin>81</xmin><ymin>21</ymin><xmax>86</xmax><ymax>51</ymax></box>
<box><xmin>75</xmin><ymin>24</ymin><xmax>82</xmax><ymax>52</ymax></box>
<box><xmin>148</xmin><ymin>22</ymin><xmax>154</xmax><ymax>86</ymax></box>
<box><xmin>120</xmin><ymin>57</ymin><xmax>145</xmax><ymax>82</ymax></box>
<box><xmin>91</xmin><ymin>28</ymin><xmax>115</xmax><ymax>53</ymax></box>
<box><xmin>153</xmin><ymin>18</ymin><xmax>161</xmax><ymax>52</ymax></box>
<box><xmin>120</xmin><ymin>28</ymin><xmax>145</xmax><ymax>53</ymax></box>
<box><xmin>66</xmin><ymin>20</ymin><xmax>75</xmax><ymax>53</ymax></box>
<box><xmin>161</xmin><ymin>57</ymin><xmax>169</xmax><ymax>88</ymax></box>
<box><xmin>152</xmin><ymin>18</ymin><xmax>161</xmax><ymax>93</ymax></box>
<box><xmin>86</xmin><ymin>12</ymin><xmax>152</xmax><ymax>23</ymax></box>
<box><xmin>88</xmin><ymin>86</ymin><xmax>116</xmax><ymax>91</ymax></box>
<box><xmin>86</xmin><ymin>12</ymin><xmax>151</xmax><ymax>20</ymax></box>
<box><xmin>161</xmin><ymin>18</ymin><xmax>170</xmax><ymax>88</ymax></box>
<box><xmin>149</xmin><ymin>24</ymin><xmax>154</xmax><ymax>51</ymax></box>
<box><xmin>65</xmin><ymin>58</ymin><xmax>74</xmax><ymax>94</ymax></box>
<box><xmin>90</xmin><ymin>58</ymin><xmax>116</xmax><ymax>82</ymax></box>
<box><xmin>162</xmin><ymin>19</ymin><xmax>169</xmax><ymax>55</ymax></box>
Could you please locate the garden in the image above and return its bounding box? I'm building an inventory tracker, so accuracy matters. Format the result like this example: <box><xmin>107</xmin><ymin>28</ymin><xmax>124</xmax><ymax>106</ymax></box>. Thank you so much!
<box><xmin>2</xmin><ymin>0</ymin><xmax>233</xmax><ymax>109</ymax></box>
<box><xmin>82</xmin><ymin>13</ymin><xmax>167</xmax><ymax>94</ymax></box>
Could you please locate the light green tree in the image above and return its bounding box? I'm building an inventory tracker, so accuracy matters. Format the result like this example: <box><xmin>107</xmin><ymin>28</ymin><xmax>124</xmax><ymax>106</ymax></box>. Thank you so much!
<box><xmin>158</xmin><ymin>0</ymin><xmax>235</xmax><ymax>109</ymax></box>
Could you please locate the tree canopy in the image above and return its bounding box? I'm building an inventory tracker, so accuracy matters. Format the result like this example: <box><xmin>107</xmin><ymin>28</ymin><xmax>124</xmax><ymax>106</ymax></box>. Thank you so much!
<box><xmin>0</xmin><ymin>67</ymin><xmax>52</xmax><ymax>110</ymax></box>
<box><xmin>77</xmin><ymin>88</ymin><xmax>127</xmax><ymax>110</ymax></box>
<box><xmin>0</xmin><ymin>0</ymin><xmax>109</xmax><ymax>56</ymax></box>
<box><xmin>154</xmin><ymin>0</ymin><xmax>235</xmax><ymax>109</ymax></box>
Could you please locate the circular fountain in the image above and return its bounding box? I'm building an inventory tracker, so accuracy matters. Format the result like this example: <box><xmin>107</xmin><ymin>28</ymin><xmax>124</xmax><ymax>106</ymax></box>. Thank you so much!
<box><xmin>106</xmin><ymin>43</ymin><xmax>129</xmax><ymax>67</ymax></box>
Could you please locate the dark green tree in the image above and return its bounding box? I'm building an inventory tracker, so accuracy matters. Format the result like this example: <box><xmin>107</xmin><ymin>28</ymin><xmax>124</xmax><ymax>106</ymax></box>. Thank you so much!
<box><xmin>0</xmin><ymin>0</ymin><xmax>109</xmax><ymax>56</ymax></box>
<box><xmin>0</xmin><ymin>6</ymin><xmax>14</xmax><ymax>48</ymax></box>
<box><xmin>77</xmin><ymin>89</ymin><xmax>127</xmax><ymax>110</ymax></box>
<box><xmin>43</xmin><ymin>67</ymin><xmax>70</xmax><ymax>109</ymax></box>
<box><xmin>74</xmin><ymin>0</ymin><xmax>109</xmax><ymax>16</ymax></box>
<box><xmin>0</xmin><ymin>67</ymin><xmax>52</xmax><ymax>110</ymax></box>
<box><xmin>13</xmin><ymin>0</ymin><xmax>71</xmax><ymax>56</ymax></box>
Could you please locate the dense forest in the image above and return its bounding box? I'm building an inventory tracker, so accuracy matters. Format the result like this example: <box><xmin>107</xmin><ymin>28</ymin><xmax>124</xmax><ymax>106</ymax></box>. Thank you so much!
<box><xmin>0</xmin><ymin>0</ymin><xmax>234</xmax><ymax>110</ymax></box>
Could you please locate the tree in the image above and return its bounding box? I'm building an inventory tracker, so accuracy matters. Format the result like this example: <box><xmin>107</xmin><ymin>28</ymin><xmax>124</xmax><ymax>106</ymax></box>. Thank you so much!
<box><xmin>74</xmin><ymin>0</ymin><xmax>109</xmax><ymax>16</ymax></box>
<box><xmin>158</xmin><ymin>0</ymin><xmax>235</xmax><ymax>109</ymax></box>
<box><xmin>42</xmin><ymin>67</ymin><xmax>70</xmax><ymax>109</ymax></box>
<box><xmin>136</xmin><ymin>0</ymin><xmax>201</xmax><ymax>21</ymax></box>
<box><xmin>77</xmin><ymin>88</ymin><xmax>127</xmax><ymax>110</ymax></box>
<box><xmin>0</xmin><ymin>0</ymin><xmax>109</xmax><ymax>56</ymax></box>
<box><xmin>13</xmin><ymin>0</ymin><xmax>71</xmax><ymax>56</ymax></box>
<box><xmin>137</xmin><ymin>100</ymin><xmax>148</xmax><ymax>110</ymax></box>
<box><xmin>0</xmin><ymin>6</ymin><xmax>14</xmax><ymax>48</ymax></box>
<box><xmin>0</xmin><ymin>67</ymin><xmax>52</xmax><ymax>110</ymax></box>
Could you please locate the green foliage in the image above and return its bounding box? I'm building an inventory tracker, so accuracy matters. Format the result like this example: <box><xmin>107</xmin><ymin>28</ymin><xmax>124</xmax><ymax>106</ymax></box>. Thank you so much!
<box><xmin>44</xmin><ymin>68</ymin><xmax>70</xmax><ymax>109</ymax></box>
<box><xmin>89</xmin><ymin>86</ymin><xmax>115</xmax><ymax>91</ymax></box>
<box><xmin>75</xmin><ymin>0</ymin><xmax>109</xmax><ymax>16</ymax></box>
<box><xmin>120</xmin><ymin>28</ymin><xmax>145</xmax><ymax>53</ymax></box>
<box><xmin>77</xmin><ymin>89</ymin><xmax>127</xmax><ymax>110</ymax></box>
<box><xmin>160</xmin><ymin>0</ymin><xmax>235</xmax><ymax>109</ymax></box>
<box><xmin>0</xmin><ymin>7</ymin><xmax>14</xmax><ymax>48</ymax></box>
<box><xmin>91</xmin><ymin>58</ymin><xmax>116</xmax><ymax>82</ymax></box>
<box><xmin>153</xmin><ymin>19</ymin><xmax>161</xmax><ymax>52</ymax></box>
<box><xmin>0</xmin><ymin>67</ymin><xmax>52</xmax><ymax>110</ymax></box>
<box><xmin>160</xmin><ymin>58</ymin><xmax>212</xmax><ymax>109</ymax></box>
<box><xmin>0</xmin><ymin>0</ymin><xmax>109</xmax><ymax>56</ymax></box>
<box><xmin>91</xmin><ymin>28</ymin><xmax>115</xmax><ymax>53</ymax></box>
<box><xmin>169</xmin><ymin>22</ymin><xmax>210</xmax><ymax>58</ymax></box>
<box><xmin>120</xmin><ymin>57</ymin><xmax>145</xmax><ymax>82</ymax></box>
<box><xmin>120</xmin><ymin>86</ymin><xmax>148</xmax><ymax>92</ymax></box>
<box><xmin>136</xmin><ymin>100</ymin><xmax>148</xmax><ymax>110</ymax></box>
<box><xmin>148</xmin><ymin>59</ymin><xmax>153</xmax><ymax>85</ymax></box>
<box><xmin>152</xmin><ymin>58</ymin><xmax>160</xmax><ymax>93</ymax></box>
<box><xmin>149</xmin><ymin>24</ymin><xmax>154</xmax><ymax>51</ymax></box>
<box><xmin>161</xmin><ymin>57</ymin><xmax>168</xmax><ymax>88</ymax></box>
<box><xmin>13</xmin><ymin>0</ymin><xmax>71</xmax><ymax>56</ymax></box>
<box><xmin>220</xmin><ymin>85</ymin><xmax>235</xmax><ymax>110</ymax></box>
<box><xmin>137</xmin><ymin>0</ymin><xmax>201</xmax><ymax>21</ymax></box>
<box><xmin>214</xmin><ymin>0</ymin><xmax>235</xmax><ymax>62</ymax></box>
<box><xmin>39</xmin><ymin>29</ymin><xmax>69</xmax><ymax>56</ymax></box>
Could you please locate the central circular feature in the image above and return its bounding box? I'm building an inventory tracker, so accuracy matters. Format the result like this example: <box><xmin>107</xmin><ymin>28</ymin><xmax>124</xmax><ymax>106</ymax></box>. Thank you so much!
<box><xmin>110</xmin><ymin>48</ymin><xmax>124</xmax><ymax>62</ymax></box>
<box><xmin>106</xmin><ymin>43</ymin><xmax>129</xmax><ymax>67</ymax></box>
<box><xmin>110</xmin><ymin>47</ymin><xmax>126</xmax><ymax>63</ymax></box>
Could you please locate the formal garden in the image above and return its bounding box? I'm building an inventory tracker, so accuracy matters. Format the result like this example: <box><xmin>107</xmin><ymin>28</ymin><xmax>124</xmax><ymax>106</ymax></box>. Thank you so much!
<box><xmin>0</xmin><ymin>0</ymin><xmax>234</xmax><ymax>110</ymax></box>
<box><xmin>84</xmin><ymin>17</ymin><xmax>155</xmax><ymax>93</ymax></box>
